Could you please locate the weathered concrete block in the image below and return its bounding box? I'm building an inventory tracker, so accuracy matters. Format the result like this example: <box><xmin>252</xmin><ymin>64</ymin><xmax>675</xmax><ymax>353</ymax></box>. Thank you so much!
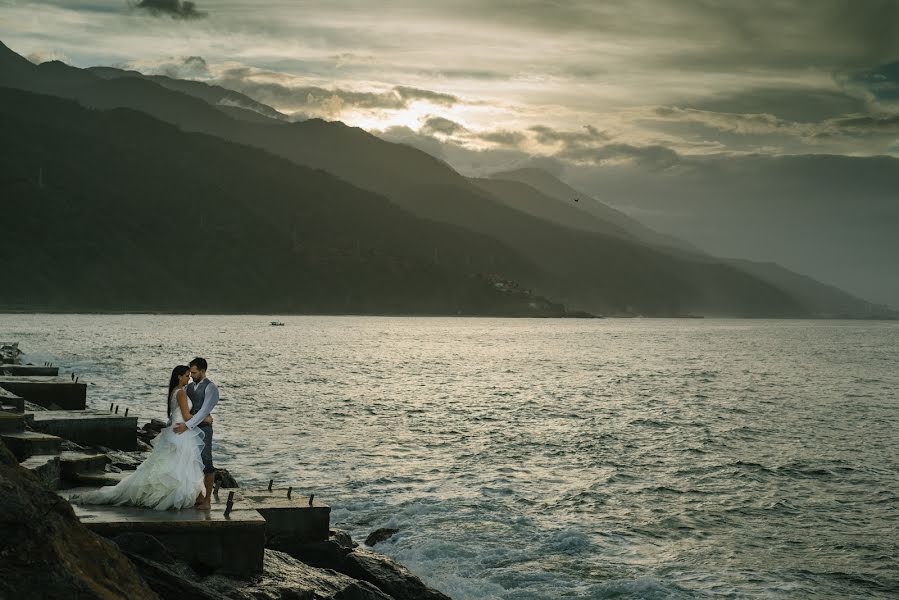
<box><xmin>31</xmin><ymin>410</ymin><xmax>138</xmax><ymax>450</ymax></box>
<box><xmin>0</xmin><ymin>387</ymin><xmax>25</xmax><ymax>411</ymax></box>
<box><xmin>0</xmin><ymin>364</ymin><xmax>60</xmax><ymax>376</ymax></box>
<box><xmin>0</xmin><ymin>411</ymin><xmax>25</xmax><ymax>433</ymax></box>
<box><xmin>74</xmin><ymin>470</ymin><xmax>130</xmax><ymax>487</ymax></box>
<box><xmin>62</xmin><ymin>490</ymin><xmax>267</xmax><ymax>578</ymax></box>
<box><xmin>59</xmin><ymin>451</ymin><xmax>110</xmax><ymax>481</ymax></box>
<box><xmin>0</xmin><ymin>430</ymin><xmax>63</xmax><ymax>460</ymax></box>
<box><xmin>0</xmin><ymin>376</ymin><xmax>87</xmax><ymax>410</ymax></box>
<box><xmin>238</xmin><ymin>489</ymin><xmax>331</xmax><ymax>544</ymax></box>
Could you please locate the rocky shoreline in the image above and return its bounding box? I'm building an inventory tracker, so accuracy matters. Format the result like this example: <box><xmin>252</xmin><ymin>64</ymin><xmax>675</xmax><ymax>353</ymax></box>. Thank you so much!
<box><xmin>0</xmin><ymin>346</ymin><xmax>451</xmax><ymax>600</ymax></box>
<box><xmin>1</xmin><ymin>435</ymin><xmax>451</xmax><ymax>600</ymax></box>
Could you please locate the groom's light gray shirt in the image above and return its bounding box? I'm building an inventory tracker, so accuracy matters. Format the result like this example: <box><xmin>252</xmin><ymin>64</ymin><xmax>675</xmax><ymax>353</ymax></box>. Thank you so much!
<box><xmin>186</xmin><ymin>377</ymin><xmax>219</xmax><ymax>429</ymax></box>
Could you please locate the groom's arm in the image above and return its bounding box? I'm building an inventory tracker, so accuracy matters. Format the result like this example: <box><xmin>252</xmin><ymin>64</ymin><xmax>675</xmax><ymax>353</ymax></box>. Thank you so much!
<box><xmin>185</xmin><ymin>382</ymin><xmax>220</xmax><ymax>429</ymax></box>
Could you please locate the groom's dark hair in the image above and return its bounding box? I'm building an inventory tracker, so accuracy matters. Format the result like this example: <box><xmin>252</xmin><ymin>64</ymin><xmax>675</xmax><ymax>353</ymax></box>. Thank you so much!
<box><xmin>189</xmin><ymin>357</ymin><xmax>208</xmax><ymax>371</ymax></box>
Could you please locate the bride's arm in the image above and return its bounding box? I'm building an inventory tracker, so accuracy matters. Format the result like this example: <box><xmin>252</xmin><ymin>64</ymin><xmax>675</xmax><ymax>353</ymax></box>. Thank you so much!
<box><xmin>176</xmin><ymin>389</ymin><xmax>192</xmax><ymax>423</ymax></box>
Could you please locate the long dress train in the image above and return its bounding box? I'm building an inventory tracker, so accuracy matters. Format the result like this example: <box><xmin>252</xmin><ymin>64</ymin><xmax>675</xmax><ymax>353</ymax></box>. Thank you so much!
<box><xmin>76</xmin><ymin>389</ymin><xmax>206</xmax><ymax>510</ymax></box>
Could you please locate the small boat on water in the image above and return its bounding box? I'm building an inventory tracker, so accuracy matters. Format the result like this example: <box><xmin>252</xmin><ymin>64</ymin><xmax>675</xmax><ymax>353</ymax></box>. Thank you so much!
<box><xmin>270</xmin><ymin>321</ymin><xmax>285</xmax><ymax>326</ymax></box>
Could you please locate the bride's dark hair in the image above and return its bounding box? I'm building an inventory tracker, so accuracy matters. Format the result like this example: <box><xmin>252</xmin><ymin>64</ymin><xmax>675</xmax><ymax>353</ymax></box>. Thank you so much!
<box><xmin>167</xmin><ymin>365</ymin><xmax>190</xmax><ymax>416</ymax></box>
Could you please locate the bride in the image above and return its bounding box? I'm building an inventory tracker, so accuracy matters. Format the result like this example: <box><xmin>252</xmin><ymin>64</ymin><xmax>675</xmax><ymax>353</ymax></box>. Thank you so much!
<box><xmin>77</xmin><ymin>365</ymin><xmax>210</xmax><ymax>510</ymax></box>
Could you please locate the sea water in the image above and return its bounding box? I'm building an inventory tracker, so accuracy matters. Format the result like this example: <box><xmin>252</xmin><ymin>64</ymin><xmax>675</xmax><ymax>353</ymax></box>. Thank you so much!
<box><xmin>3</xmin><ymin>315</ymin><xmax>897</xmax><ymax>599</ymax></box>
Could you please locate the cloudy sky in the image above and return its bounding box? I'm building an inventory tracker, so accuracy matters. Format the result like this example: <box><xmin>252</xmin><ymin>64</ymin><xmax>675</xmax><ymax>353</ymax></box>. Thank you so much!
<box><xmin>2</xmin><ymin>0</ymin><xmax>898</xmax><ymax>304</ymax></box>
<box><xmin>3</xmin><ymin>0</ymin><xmax>898</xmax><ymax>163</ymax></box>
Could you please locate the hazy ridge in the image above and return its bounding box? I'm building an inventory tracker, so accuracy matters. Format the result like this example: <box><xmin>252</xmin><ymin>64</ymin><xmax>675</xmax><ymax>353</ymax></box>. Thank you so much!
<box><xmin>1</xmin><ymin>41</ymin><xmax>891</xmax><ymax>318</ymax></box>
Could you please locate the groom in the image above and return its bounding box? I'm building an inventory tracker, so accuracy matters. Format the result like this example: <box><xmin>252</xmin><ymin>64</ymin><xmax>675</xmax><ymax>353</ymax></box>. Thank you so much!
<box><xmin>173</xmin><ymin>357</ymin><xmax>219</xmax><ymax>510</ymax></box>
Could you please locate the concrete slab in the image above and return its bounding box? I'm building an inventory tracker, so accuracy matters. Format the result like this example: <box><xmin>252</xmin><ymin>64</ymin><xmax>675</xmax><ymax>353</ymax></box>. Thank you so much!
<box><xmin>0</xmin><ymin>376</ymin><xmax>86</xmax><ymax>410</ymax></box>
<box><xmin>1</xmin><ymin>401</ymin><xmax>23</xmax><ymax>414</ymax></box>
<box><xmin>234</xmin><ymin>488</ymin><xmax>331</xmax><ymax>543</ymax></box>
<box><xmin>0</xmin><ymin>411</ymin><xmax>25</xmax><ymax>432</ymax></box>
<box><xmin>31</xmin><ymin>410</ymin><xmax>138</xmax><ymax>450</ymax></box>
<box><xmin>60</xmin><ymin>451</ymin><xmax>110</xmax><ymax>480</ymax></box>
<box><xmin>1</xmin><ymin>430</ymin><xmax>63</xmax><ymax>460</ymax></box>
<box><xmin>0</xmin><ymin>387</ymin><xmax>24</xmax><ymax>411</ymax></box>
<box><xmin>1</xmin><ymin>364</ymin><xmax>60</xmax><ymax>376</ymax></box>
<box><xmin>74</xmin><ymin>470</ymin><xmax>130</xmax><ymax>487</ymax></box>
<box><xmin>59</xmin><ymin>488</ymin><xmax>266</xmax><ymax>577</ymax></box>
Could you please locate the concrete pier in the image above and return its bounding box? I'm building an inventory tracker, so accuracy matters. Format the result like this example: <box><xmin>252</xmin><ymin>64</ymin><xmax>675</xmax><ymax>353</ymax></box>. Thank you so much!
<box><xmin>1</xmin><ymin>364</ymin><xmax>60</xmax><ymax>376</ymax></box>
<box><xmin>236</xmin><ymin>488</ymin><xmax>331</xmax><ymax>543</ymax></box>
<box><xmin>31</xmin><ymin>410</ymin><xmax>138</xmax><ymax>450</ymax></box>
<box><xmin>0</xmin><ymin>376</ymin><xmax>87</xmax><ymax>410</ymax></box>
<box><xmin>5</xmin><ymin>345</ymin><xmax>332</xmax><ymax>581</ymax></box>
<box><xmin>60</xmin><ymin>489</ymin><xmax>267</xmax><ymax>577</ymax></box>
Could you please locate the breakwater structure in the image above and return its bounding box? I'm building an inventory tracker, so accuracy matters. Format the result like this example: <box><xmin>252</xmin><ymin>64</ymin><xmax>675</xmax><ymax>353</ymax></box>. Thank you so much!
<box><xmin>0</xmin><ymin>342</ymin><xmax>451</xmax><ymax>599</ymax></box>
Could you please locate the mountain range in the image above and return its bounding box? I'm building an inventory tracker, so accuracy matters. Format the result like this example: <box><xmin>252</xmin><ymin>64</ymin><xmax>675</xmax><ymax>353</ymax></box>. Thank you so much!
<box><xmin>0</xmin><ymin>41</ymin><xmax>892</xmax><ymax>318</ymax></box>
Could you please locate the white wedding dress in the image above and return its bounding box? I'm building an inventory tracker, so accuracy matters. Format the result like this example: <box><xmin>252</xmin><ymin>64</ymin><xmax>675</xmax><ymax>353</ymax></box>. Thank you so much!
<box><xmin>76</xmin><ymin>389</ymin><xmax>206</xmax><ymax>510</ymax></box>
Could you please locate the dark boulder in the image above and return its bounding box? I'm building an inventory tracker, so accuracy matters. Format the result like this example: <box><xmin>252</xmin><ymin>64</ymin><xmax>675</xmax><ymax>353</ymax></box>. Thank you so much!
<box><xmin>0</xmin><ymin>440</ymin><xmax>158</xmax><ymax>600</ymax></box>
<box><xmin>59</xmin><ymin>439</ymin><xmax>87</xmax><ymax>452</ymax></box>
<box><xmin>114</xmin><ymin>532</ymin><xmax>178</xmax><ymax>564</ymax></box>
<box><xmin>365</xmin><ymin>528</ymin><xmax>399</xmax><ymax>547</ymax></box>
<box><xmin>117</xmin><ymin>538</ymin><xmax>394</xmax><ymax>600</ymax></box>
<box><xmin>277</xmin><ymin>537</ymin><xmax>355</xmax><ymax>569</ymax></box>
<box><xmin>114</xmin><ymin>533</ymin><xmax>220</xmax><ymax>600</ymax></box>
<box><xmin>276</xmin><ymin>531</ymin><xmax>450</xmax><ymax>600</ymax></box>
<box><xmin>137</xmin><ymin>419</ymin><xmax>167</xmax><ymax>445</ymax></box>
<box><xmin>215</xmin><ymin>467</ymin><xmax>240</xmax><ymax>488</ymax></box>
<box><xmin>209</xmin><ymin>549</ymin><xmax>395</xmax><ymax>600</ymax></box>
<box><xmin>331</xmin><ymin>528</ymin><xmax>359</xmax><ymax>549</ymax></box>
<box><xmin>340</xmin><ymin>548</ymin><xmax>451</xmax><ymax>600</ymax></box>
<box><xmin>99</xmin><ymin>447</ymin><xmax>147</xmax><ymax>471</ymax></box>
<box><xmin>142</xmin><ymin>418</ymin><xmax>168</xmax><ymax>433</ymax></box>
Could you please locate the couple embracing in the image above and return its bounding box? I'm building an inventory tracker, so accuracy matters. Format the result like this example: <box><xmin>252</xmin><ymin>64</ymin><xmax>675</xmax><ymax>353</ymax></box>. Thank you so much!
<box><xmin>78</xmin><ymin>357</ymin><xmax>220</xmax><ymax>511</ymax></box>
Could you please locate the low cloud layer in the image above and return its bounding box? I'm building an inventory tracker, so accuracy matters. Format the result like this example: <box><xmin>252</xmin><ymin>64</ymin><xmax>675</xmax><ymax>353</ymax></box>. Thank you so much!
<box><xmin>211</xmin><ymin>67</ymin><xmax>461</xmax><ymax>118</ymax></box>
<box><xmin>135</xmin><ymin>0</ymin><xmax>205</xmax><ymax>19</ymax></box>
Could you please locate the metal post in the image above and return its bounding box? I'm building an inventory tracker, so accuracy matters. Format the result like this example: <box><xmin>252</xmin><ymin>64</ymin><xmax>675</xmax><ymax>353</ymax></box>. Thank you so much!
<box><xmin>124</xmin><ymin>408</ymin><xmax>129</xmax><ymax>417</ymax></box>
<box><xmin>109</xmin><ymin>403</ymin><xmax>114</xmax><ymax>412</ymax></box>
<box><xmin>224</xmin><ymin>491</ymin><xmax>235</xmax><ymax>517</ymax></box>
<box><xmin>287</xmin><ymin>486</ymin><xmax>292</xmax><ymax>500</ymax></box>
<box><xmin>268</xmin><ymin>479</ymin><xmax>273</xmax><ymax>491</ymax></box>
<box><xmin>309</xmin><ymin>494</ymin><xmax>314</xmax><ymax>507</ymax></box>
<box><xmin>114</xmin><ymin>405</ymin><xmax>119</xmax><ymax>414</ymax></box>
